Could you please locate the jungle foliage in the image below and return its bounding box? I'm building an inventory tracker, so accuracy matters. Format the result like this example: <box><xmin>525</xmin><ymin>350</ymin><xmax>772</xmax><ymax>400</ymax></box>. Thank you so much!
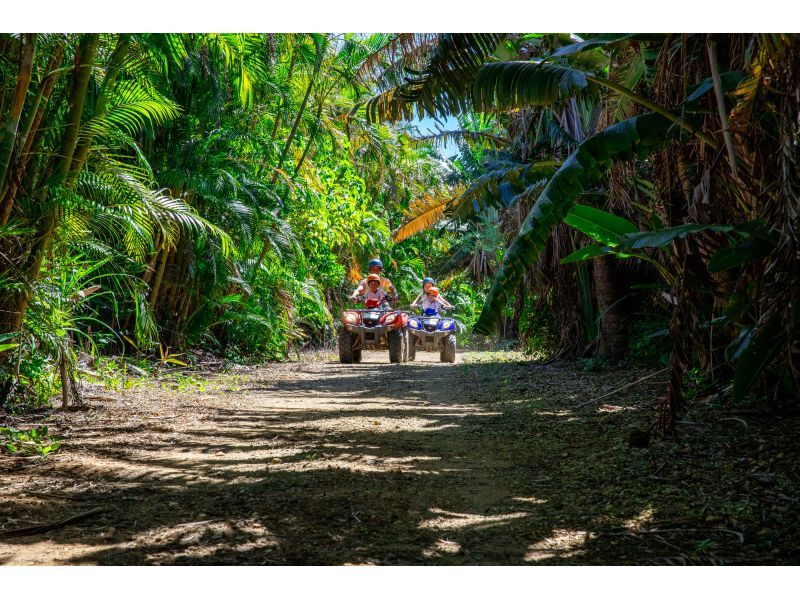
<box><xmin>2</xmin><ymin>33</ymin><xmax>798</xmax><ymax>439</ymax></box>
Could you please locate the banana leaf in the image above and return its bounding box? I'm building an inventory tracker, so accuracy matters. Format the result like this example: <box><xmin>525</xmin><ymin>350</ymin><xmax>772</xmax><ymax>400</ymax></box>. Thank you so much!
<box><xmin>550</xmin><ymin>34</ymin><xmax>667</xmax><ymax>58</ymax></box>
<box><xmin>453</xmin><ymin>160</ymin><xmax>560</xmax><ymax>220</ymax></box>
<box><xmin>474</xmin><ymin>112</ymin><xmax>681</xmax><ymax>335</ymax></box>
<box><xmin>473</xmin><ymin>63</ymin><xmax>595</xmax><ymax>112</ymax></box>
<box><xmin>563</xmin><ymin>204</ymin><xmax>638</xmax><ymax>246</ymax></box>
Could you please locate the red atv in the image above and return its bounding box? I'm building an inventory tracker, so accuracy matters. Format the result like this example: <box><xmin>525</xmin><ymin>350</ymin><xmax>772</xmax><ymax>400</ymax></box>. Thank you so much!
<box><xmin>338</xmin><ymin>297</ymin><xmax>410</xmax><ymax>363</ymax></box>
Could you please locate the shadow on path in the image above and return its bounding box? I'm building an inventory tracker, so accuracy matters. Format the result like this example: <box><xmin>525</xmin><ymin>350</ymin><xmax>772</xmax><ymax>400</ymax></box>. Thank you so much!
<box><xmin>1</xmin><ymin>354</ymin><xmax>797</xmax><ymax>564</ymax></box>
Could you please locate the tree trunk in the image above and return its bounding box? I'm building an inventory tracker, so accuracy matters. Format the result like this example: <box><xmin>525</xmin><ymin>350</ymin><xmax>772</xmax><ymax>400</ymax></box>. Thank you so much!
<box><xmin>270</xmin><ymin>47</ymin><xmax>322</xmax><ymax>185</ymax></box>
<box><xmin>0</xmin><ymin>34</ymin><xmax>36</xmax><ymax>189</ymax></box>
<box><xmin>291</xmin><ymin>86</ymin><xmax>331</xmax><ymax>180</ymax></box>
<box><xmin>68</xmin><ymin>35</ymin><xmax>129</xmax><ymax>184</ymax></box>
<box><xmin>5</xmin><ymin>34</ymin><xmax>99</xmax><ymax>333</ymax></box>
<box><xmin>1</xmin><ymin>41</ymin><xmax>66</xmax><ymax>225</ymax></box>
<box><xmin>148</xmin><ymin>247</ymin><xmax>171</xmax><ymax>310</ymax></box>
<box><xmin>593</xmin><ymin>254</ymin><xmax>627</xmax><ymax>360</ymax></box>
<box><xmin>269</xmin><ymin>47</ymin><xmax>297</xmax><ymax>142</ymax></box>
<box><xmin>54</xmin><ymin>34</ymin><xmax>99</xmax><ymax>183</ymax></box>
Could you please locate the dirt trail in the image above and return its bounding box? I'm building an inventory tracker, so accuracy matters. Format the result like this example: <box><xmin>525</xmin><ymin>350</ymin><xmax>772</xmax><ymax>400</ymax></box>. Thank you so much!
<box><xmin>1</xmin><ymin>351</ymin><xmax>798</xmax><ymax>565</ymax></box>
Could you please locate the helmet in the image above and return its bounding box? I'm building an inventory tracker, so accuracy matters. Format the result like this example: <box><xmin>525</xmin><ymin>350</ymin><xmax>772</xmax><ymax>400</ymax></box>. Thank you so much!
<box><xmin>427</xmin><ymin>287</ymin><xmax>439</xmax><ymax>297</ymax></box>
<box><xmin>368</xmin><ymin>258</ymin><xmax>383</xmax><ymax>270</ymax></box>
<box><xmin>367</xmin><ymin>273</ymin><xmax>381</xmax><ymax>283</ymax></box>
<box><xmin>422</xmin><ymin>277</ymin><xmax>435</xmax><ymax>287</ymax></box>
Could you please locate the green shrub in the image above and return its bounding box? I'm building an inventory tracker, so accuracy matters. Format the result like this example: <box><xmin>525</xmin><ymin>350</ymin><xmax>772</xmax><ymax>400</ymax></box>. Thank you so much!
<box><xmin>1</xmin><ymin>426</ymin><xmax>61</xmax><ymax>457</ymax></box>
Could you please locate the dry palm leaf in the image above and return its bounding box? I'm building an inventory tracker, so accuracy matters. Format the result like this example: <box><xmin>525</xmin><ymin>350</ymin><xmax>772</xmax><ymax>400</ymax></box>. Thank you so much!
<box><xmin>392</xmin><ymin>186</ymin><xmax>464</xmax><ymax>243</ymax></box>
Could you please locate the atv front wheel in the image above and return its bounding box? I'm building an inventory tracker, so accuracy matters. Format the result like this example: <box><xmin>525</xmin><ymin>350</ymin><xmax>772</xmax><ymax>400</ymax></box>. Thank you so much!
<box><xmin>388</xmin><ymin>330</ymin><xmax>404</xmax><ymax>363</ymax></box>
<box><xmin>407</xmin><ymin>334</ymin><xmax>416</xmax><ymax>361</ymax></box>
<box><xmin>353</xmin><ymin>350</ymin><xmax>362</xmax><ymax>363</ymax></box>
<box><xmin>440</xmin><ymin>334</ymin><xmax>456</xmax><ymax>363</ymax></box>
<box><xmin>338</xmin><ymin>329</ymin><xmax>355</xmax><ymax>363</ymax></box>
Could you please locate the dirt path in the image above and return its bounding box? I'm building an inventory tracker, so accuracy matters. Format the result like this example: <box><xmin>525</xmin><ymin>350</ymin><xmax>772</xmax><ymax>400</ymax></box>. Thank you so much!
<box><xmin>1</xmin><ymin>351</ymin><xmax>798</xmax><ymax>565</ymax></box>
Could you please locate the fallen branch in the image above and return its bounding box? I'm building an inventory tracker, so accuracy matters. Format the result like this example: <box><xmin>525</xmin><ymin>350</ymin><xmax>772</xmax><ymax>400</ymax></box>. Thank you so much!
<box><xmin>1</xmin><ymin>507</ymin><xmax>106</xmax><ymax>538</ymax></box>
<box><xmin>575</xmin><ymin>368</ymin><xmax>669</xmax><ymax>409</ymax></box>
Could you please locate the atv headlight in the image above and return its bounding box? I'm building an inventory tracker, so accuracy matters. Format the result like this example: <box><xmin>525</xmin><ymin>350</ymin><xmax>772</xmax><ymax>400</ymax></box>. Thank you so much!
<box><xmin>384</xmin><ymin>313</ymin><xmax>397</xmax><ymax>325</ymax></box>
<box><xmin>408</xmin><ymin>319</ymin><xmax>419</xmax><ymax>328</ymax></box>
<box><xmin>343</xmin><ymin>311</ymin><xmax>361</xmax><ymax>324</ymax></box>
<box><xmin>438</xmin><ymin>319</ymin><xmax>455</xmax><ymax>331</ymax></box>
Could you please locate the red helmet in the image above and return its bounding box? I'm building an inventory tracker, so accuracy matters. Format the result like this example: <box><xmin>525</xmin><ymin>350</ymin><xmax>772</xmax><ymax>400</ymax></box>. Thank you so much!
<box><xmin>427</xmin><ymin>287</ymin><xmax>439</xmax><ymax>297</ymax></box>
<box><xmin>367</xmin><ymin>273</ymin><xmax>381</xmax><ymax>283</ymax></box>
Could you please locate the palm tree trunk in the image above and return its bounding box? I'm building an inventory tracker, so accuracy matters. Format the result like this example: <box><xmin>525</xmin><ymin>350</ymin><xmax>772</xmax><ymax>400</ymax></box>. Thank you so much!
<box><xmin>148</xmin><ymin>247</ymin><xmax>172</xmax><ymax>309</ymax></box>
<box><xmin>270</xmin><ymin>49</ymin><xmax>322</xmax><ymax>185</ymax></box>
<box><xmin>6</xmin><ymin>34</ymin><xmax>99</xmax><ymax>333</ymax></box>
<box><xmin>291</xmin><ymin>86</ymin><xmax>331</xmax><ymax>180</ymax></box>
<box><xmin>0</xmin><ymin>41</ymin><xmax>66</xmax><ymax>225</ymax></box>
<box><xmin>707</xmin><ymin>38</ymin><xmax>739</xmax><ymax>178</ymax></box>
<box><xmin>68</xmin><ymin>35</ymin><xmax>129</xmax><ymax>184</ymax></box>
<box><xmin>269</xmin><ymin>47</ymin><xmax>298</xmax><ymax>142</ymax></box>
<box><xmin>593</xmin><ymin>254</ymin><xmax>627</xmax><ymax>360</ymax></box>
<box><xmin>54</xmin><ymin>34</ymin><xmax>99</xmax><ymax>183</ymax></box>
<box><xmin>0</xmin><ymin>34</ymin><xmax>36</xmax><ymax>189</ymax></box>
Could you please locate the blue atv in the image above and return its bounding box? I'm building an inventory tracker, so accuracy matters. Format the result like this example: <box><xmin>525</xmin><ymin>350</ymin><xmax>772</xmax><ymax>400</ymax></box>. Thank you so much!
<box><xmin>406</xmin><ymin>307</ymin><xmax>457</xmax><ymax>363</ymax></box>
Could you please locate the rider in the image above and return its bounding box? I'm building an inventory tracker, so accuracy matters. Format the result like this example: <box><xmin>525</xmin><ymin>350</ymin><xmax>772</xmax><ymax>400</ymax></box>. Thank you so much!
<box><xmin>351</xmin><ymin>258</ymin><xmax>398</xmax><ymax>303</ymax></box>
<box><xmin>411</xmin><ymin>277</ymin><xmax>453</xmax><ymax>310</ymax></box>
<box><xmin>420</xmin><ymin>287</ymin><xmax>447</xmax><ymax>315</ymax></box>
<box><xmin>358</xmin><ymin>273</ymin><xmax>391</xmax><ymax>307</ymax></box>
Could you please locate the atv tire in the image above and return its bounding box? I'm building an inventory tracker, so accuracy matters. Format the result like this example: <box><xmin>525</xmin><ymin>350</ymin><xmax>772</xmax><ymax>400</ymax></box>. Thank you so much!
<box><xmin>338</xmin><ymin>330</ymin><xmax>355</xmax><ymax>363</ymax></box>
<box><xmin>388</xmin><ymin>330</ymin><xmax>404</xmax><ymax>364</ymax></box>
<box><xmin>407</xmin><ymin>334</ymin><xmax>416</xmax><ymax>361</ymax></box>
<box><xmin>353</xmin><ymin>350</ymin><xmax>362</xmax><ymax>363</ymax></box>
<box><xmin>440</xmin><ymin>334</ymin><xmax>456</xmax><ymax>363</ymax></box>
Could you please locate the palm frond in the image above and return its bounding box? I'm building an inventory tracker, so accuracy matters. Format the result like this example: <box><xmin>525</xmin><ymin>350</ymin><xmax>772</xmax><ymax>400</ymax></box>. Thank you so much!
<box><xmin>474</xmin><ymin>112</ymin><xmax>683</xmax><ymax>335</ymax></box>
<box><xmin>392</xmin><ymin>189</ymin><xmax>461</xmax><ymax>243</ymax></box>
<box><xmin>473</xmin><ymin>62</ymin><xmax>595</xmax><ymax>112</ymax></box>
<box><xmin>354</xmin><ymin>33</ymin><xmax>507</xmax><ymax>124</ymax></box>
<box><xmin>409</xmin><ymin>128</ymin><xmax>510</xmax><ymax>150</ymax></box>
<box><xmin>81</xmin><ymin>80</ymin><xmax>181</xmax><ymax>139</ymax></box>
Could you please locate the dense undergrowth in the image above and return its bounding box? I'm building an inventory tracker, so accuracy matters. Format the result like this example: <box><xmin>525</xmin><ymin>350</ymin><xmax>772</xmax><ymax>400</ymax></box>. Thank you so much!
<box><xmin>1</xmin><ymin>33</ymin><xmax>798</xmax><ymax>439</ymax></box>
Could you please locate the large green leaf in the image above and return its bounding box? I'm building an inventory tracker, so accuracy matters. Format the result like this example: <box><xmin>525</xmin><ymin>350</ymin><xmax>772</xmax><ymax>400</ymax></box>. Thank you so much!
<box><xmin>473</xmin><ymin>62</ymin><xmax>594</xmax><ymax>112</ymax></box>
<box><xmin>560</xmin><ymin>244</ymin><xmax>610</xmax><ymax>264</ymax></box>
<box><xmin>474</xmin><ymin>112</ymin><xmax>680</xmax><ymax>335</ymax></box>
<box><xmin>551</xmin><ymin>34</ymin><xmax>666</xmax><ymax>58</ymax></box>
<box><xmin>563</xmin><ymin>204</ymin><xmax>638</xmax><ymax>246</ymax></box>
<box><xmin>617</xmin><ymin>224</ymin><xmax>733</xmax><ymax>250</ymax></box>
<box><xmin>453</xmin><ymin>160</ymin><xmax>560</xmax><ymax>220</ymax></box>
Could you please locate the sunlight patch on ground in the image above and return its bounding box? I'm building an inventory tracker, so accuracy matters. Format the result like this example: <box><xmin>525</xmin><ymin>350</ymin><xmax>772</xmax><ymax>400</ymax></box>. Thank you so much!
<box><xmin>621</xmin><ymin>506</ymin><xmax>655</xmax><ymax>531</ymax></box>
<box><xmin>419</xmin><ymin>507</ymin><xmax>527</xmax><ymax>531</ymax></box>
<box><xmin>282</xmin><ymin>415</ymin><xmax>462</xmax><ymax>434</ymax></box>
<box><xmin>596</xmin><ymin>404</ymin><xmax>639</xmax><ymax>413</ymax></box>
<box><xmin>523</xmin><ymin>529</ymin><xmax>597</xmax><ymax>562</ymax></box>
<box><xmin>422</xmin><ymin>538</ymin><xmax>462</xmax><ymax>557</ymax></box>
<box><xmin>267</xmin><ymin>453</ymin><xmax>445</xmax><ymax>474</ymax></box>
<box><xmin>133</xmin><ymin>518</ymin><xmax>279</xmax><ymax>564</ymax></box>
<box><xmin>513</xmin><ymin>496</ymin><xmax>548</xmax><ymax>505</ymax></box>
<box><xmin>532</xmin><ymin>410</ymin><xmax>573</xmax><ymax>417</ymax></box>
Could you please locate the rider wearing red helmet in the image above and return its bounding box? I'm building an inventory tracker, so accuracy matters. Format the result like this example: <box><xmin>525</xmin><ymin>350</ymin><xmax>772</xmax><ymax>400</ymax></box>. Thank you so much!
<box><xmin>359</xmin><ymin>273</ymin><xmax>391</xmax><ymax>307</ymax></box>
<box><xmin>411</xmin><ymin>277</ymin><xmax>453</xmax><ymax>309</ymax></box>
<box><xmin>351</xmin><ymin>258</ymin><xmax>398</xmax><ymax>302</ymax></box>
<box><xmin>421</xmin><ymin>286</ymin><xmax>447</xmax><ymax>314</ymax></box>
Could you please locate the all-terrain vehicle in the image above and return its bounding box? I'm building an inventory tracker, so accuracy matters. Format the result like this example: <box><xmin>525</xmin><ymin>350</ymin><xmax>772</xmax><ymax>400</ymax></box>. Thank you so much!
<box><xmin>406</xmin><ymin>307</ymin><xmax>457</xmax><ymax>363</ymax></box>
<box><xmin>338</xmin><ymin>298</ymin><xmax>410</xmax><ymax>364</ymax></box>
